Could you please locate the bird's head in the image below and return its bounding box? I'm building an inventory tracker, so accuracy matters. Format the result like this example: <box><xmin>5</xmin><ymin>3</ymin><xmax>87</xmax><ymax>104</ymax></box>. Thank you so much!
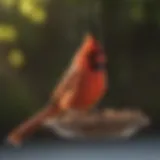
<box><xmin>73</xmin><ymin>33</ymin><xmax>107</xmax><ymax>72</ymax></box>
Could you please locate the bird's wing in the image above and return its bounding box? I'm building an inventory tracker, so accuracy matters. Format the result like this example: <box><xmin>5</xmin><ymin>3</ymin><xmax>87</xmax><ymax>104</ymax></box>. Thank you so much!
<box><xmin>50</xmin><ymin>65</ymin><xmax>86</xmax><ymax>105</ymax></box>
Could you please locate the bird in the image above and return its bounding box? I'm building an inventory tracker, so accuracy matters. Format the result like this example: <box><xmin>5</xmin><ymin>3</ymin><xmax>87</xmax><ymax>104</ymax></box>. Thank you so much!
<box><xmin>7</xmin><ymin>33</ymin><xmax>108</xmax><ymax>146</ymax></box>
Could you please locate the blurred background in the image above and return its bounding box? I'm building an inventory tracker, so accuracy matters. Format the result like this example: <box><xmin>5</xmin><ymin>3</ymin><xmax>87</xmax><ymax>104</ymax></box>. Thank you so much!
<box><xmin>0</xmin><ymin>0</ymin><xmax>160</xmax><ymax>143</ymax></box>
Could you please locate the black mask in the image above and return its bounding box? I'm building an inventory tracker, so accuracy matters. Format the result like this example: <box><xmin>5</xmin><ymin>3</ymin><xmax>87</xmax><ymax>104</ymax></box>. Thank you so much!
<box><xmin>88</xmin><ymin>50</ymin><xmax>106</xmax><ymax>71</ymax></box>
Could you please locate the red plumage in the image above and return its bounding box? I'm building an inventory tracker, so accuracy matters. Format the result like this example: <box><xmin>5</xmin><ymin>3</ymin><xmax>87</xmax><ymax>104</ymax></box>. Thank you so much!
<box><xmin>7</xmin><ymin>33</ymin><xmax>107</xmax><ymax>146</ymax></box>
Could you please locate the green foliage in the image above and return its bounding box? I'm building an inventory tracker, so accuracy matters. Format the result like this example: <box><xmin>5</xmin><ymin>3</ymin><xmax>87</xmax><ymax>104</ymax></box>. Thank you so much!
<box><xmin>18</xmin><ymin>0</ymin><xmax>47</xmax><ymax>24</ymax></box>
<box><xmin>0</xmin><ymin>24</ymin><xmax>17</xmax><ymax>42</ymax></box>
<box><xmin>8</xmin><ymin>49</ymin><xmax>25</xmax><ymax>69</ymax></box>
<box><xmin>0</xmin><ymin>0</ymin><xmax>16</xmax><ymax>8</ymax></box>
<box><xmin>130</xmin><ymin>1</ymin><xmax>144</xmax><ymax>22</ymax></box>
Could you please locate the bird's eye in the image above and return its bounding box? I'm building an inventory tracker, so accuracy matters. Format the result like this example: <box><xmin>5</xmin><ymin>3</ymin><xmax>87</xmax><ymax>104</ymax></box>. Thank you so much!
<box><xmin>88</xmin><ymin>50</ymin><xmax>106</xmax><ymax>71</ymax></box>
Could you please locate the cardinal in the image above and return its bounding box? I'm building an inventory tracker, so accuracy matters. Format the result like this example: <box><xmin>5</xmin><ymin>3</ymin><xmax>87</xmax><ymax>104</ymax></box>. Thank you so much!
<box><xmin>7</xmin><ymin>33</ymin><xmax>108</xmax><ymax>146</ymax></box>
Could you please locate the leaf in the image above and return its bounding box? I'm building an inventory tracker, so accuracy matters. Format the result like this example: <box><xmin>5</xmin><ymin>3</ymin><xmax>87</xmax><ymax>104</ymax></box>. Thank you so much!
<box><xmin>0</xmin><ymin>0</ymin><xmax>16</xmax><ymax>8</ymax></box>
<box><xmin>29</xmin><ymin>8</ymin><xmax>47</xmax><ymax>24</ymax></box>
<box><xmin>0</xmin><ymin>24</ymin><xmax>17</xmax><ymax>42</ymax></box>
<box><xmin>18</xmin><ymin>0</ymin><xmax>47</xmax><ymax>24</ymax></box>
<box><xmin>7</xmin><ymin>49</ymin><xmax>25</xmax><ymax>69</ymax></box>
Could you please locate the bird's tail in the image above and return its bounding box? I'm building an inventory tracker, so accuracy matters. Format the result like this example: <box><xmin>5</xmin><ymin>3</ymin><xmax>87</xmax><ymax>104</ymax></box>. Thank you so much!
<box><xmin>6</xmin><ymin>104</ymin><xmax>60</xmax><ymax>147</ymax></box>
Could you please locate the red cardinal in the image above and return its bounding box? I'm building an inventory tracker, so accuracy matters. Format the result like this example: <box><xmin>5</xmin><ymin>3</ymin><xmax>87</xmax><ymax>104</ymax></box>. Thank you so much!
<box><xmin>7</xmin><ymin>33</ymin><xmax>108</xmax><ymax>146</ymax></box>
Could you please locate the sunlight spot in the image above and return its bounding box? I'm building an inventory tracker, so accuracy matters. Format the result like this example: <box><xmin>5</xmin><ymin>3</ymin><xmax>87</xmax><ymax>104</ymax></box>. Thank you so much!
<box><xmin>0</xmin><ymin>25</ymin><xmax>17</xmax><ymax>42</ymax></box>
<box><xmin>30</xmin><ymin>8</ymin><xmax>47</xmax><ymax>24</ymax></box>
<box><xmin>8</xmin><ymin>49</ymin><xmax>25</xmax><ymax>69</ymax></box>
<box><xmin>0</xmin><ymin>0</ymin><xmax>16</xmax><ymax>8</ymax></box>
